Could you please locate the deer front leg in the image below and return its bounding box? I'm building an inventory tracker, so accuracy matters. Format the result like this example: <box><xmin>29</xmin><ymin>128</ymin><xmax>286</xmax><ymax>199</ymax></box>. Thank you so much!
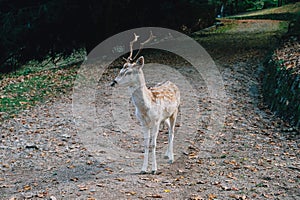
<box><xmin>151</xmin><ymin>123</ymin><xmax>160</xmax><ymax>174</ymax></box>
<box><xmin>141</xmin><ymin>127</ymin><xmax>150</xmax><ymax>174</ymax></box>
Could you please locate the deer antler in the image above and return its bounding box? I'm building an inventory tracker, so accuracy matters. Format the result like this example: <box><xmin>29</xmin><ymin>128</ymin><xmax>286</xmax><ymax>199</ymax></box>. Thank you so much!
<box><xmin>133</xmin><ymin>31</ymin><xmax>155</xmax><ymax>60</ymax></box>
<box><xmin>127</xmin><ymin>33</ymin><xmax>140</xmax><ymax>62</ymax></box>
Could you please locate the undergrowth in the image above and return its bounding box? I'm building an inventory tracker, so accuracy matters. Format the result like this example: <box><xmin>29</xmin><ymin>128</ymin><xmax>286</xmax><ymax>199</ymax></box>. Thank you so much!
<box><xmin>0</xmin><ymin>50</ymin><xmax>85</xmax><ymax>121</ymax></box>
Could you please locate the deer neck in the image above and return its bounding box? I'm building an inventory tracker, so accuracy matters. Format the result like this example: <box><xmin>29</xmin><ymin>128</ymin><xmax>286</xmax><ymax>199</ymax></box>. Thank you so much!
<box><xmin>129</xmin><ymin>70</ymin><xmax>152</xmax><ymax>110</ymax></box>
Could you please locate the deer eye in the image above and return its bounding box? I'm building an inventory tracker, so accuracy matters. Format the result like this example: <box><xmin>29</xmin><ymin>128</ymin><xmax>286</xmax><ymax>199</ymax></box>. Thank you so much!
<box><xmin>125</xmin><ymin>70</ymin><xmax>132</xmax><ymax>75</ymax></box>
<box><xmin>123</xmin><ymin>63</ymin><xmax>131</xmax><ymax>69</ymax></box>
<box><xmin>124</xmin><ymin>69</ymin><xmax>132</xmax><ymax>75</ymax></box>
<box><xmin>120</xmin><ymin>68</ymin><xmax>132</xmax><ymax>76</ymax></box>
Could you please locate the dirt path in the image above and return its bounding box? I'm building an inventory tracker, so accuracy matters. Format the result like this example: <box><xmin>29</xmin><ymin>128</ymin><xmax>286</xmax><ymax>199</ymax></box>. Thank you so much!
<box><xmin>1</xmin><ymin>20</ymin><xmax>299</xmax><ymax>200</ymax></box>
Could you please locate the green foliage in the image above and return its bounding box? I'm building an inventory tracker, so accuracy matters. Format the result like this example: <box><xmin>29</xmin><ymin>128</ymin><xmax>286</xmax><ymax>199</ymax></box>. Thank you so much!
<box><xmin>263</xmin><ymin>60</ymin><xmax>300</xmax><ymax>128</ymax></box>
<box><xmin>241</xmin><ymin>0</ymin><xmax>277</xmax><ymax>11</ymax></box>
<box><xmin>0</xmin><ymin>0</ymin><xmax>215</xmax><ymax>74</ymax></box>
<box><xmin>0</xmin><ymin>0</ymin><xmax>85</xmax><ymax>73</ymax></box>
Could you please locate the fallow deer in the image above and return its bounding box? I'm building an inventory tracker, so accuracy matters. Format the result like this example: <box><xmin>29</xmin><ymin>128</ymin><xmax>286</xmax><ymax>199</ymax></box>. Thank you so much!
<box><xmin>111</xmin><ymin>32</ymin><xmax>180</xmax><ymax>174</ymax></box>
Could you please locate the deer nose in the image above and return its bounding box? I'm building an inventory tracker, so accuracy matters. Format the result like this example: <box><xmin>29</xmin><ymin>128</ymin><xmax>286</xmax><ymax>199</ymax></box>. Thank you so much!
<box><xmin>110</xmin><ymin>80</ymin><xmax>118</xmax><ymax>87</ymax></box>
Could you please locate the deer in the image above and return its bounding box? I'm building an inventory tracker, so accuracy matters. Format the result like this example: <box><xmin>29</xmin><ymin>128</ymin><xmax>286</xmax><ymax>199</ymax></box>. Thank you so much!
<box><xmin>110</xmin><ymin>32</ymin><xmax>180</xmax><ymax>174</ymax></box>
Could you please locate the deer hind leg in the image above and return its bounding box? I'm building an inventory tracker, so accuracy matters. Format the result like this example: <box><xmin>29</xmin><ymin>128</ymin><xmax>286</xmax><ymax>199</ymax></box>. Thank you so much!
<box><xmin>151</xmin><ymin>122</ymin><xmax>160</xmax><ymax>174</ymax></box>
<box><xmin>164</xmin><ymin>118</ymin><xmax>171</xmax><ymax>160</ymax></box>
<box><xmin>165</xmin><ymin>109</ymin><xmax>178</xmax><ymax>164</ymax></box>
<box><xmin>141</xmin><ymin>127</ymin><xmax>150</xmax><ymax>174</ymax></box>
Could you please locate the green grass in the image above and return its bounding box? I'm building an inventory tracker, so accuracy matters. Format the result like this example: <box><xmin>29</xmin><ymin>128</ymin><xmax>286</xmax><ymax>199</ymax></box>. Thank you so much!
<box><xmin>0</xmin><ymin>51</ymin><xmax>85</xmax><ymax>121</ymax></box>
<box><xmin>278</xmin><ymin>20</ymin><xmax>289</xmax><ymax>30</ymax></box>
<box><xmin>1</xmin><ymin>75</ymin><xmax>48</xmax><ymax>111</ymax></box>
<box><xmin>227</xmin><ymin>2</ymin><xmax>300</xmax><ymax>20</ymax></box>
<box><xmin>214</xmin><ymin>22</ymin><xmax>238</xmax><ymax>33</ymax></box>
<box><xmin>0</xmin><ymin>67</ymin><xmax>79</xmax><ymax>119</ymax></box>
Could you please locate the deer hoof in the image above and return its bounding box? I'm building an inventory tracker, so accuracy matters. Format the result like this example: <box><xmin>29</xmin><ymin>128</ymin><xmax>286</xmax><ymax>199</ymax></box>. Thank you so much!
<box><xmin>151</xmin><ymin>170</ymin><xmax>157</xmax><ymax>175</ymax></box>
<box><xmin>164</xmin><ymin>155</ymin><xmax>169</xmax><ymax>159</ymax></box>
<box><xmin>140</xmin><ymin>170</ymin><xmax>147</xmax><ymax>174</ymax></box>
<box><xmin>168</xmin><ymin>159</ymin><xmax>174</xmax><ymax>164</ymax></box>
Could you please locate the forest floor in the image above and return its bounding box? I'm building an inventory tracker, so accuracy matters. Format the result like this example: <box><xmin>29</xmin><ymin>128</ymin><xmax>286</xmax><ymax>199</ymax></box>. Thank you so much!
<box><xmin>1</xmin><ymin>9</ymin><xmax>300</xmax><ymax>200</ymax></box>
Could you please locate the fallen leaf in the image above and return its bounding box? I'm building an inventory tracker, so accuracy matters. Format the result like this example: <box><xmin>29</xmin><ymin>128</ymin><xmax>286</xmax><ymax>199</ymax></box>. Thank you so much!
<box><xmin>231</xmin><ymin>186</ymin><xmax>239</xmax><ymax>191</ymax></box>
<box><xmin>77</xmin><ymin>184</ymin><xmax>88</xmax><ymax>191</ymax></box>
<box><xmin>189</xmin><ymin>194</ymin><xmax>204</xmax><ymax>200</ymax></box>
<box><xmin>139</xmin><ymin>177</ymin><xmax>150</xmax><ymax>181</ymax></box>
<box><xmin>221</xmin><ymin>185</ymin><xmax>231</xmax><ymax>191</ymax></box>
<box><xmin>37</xmin><ymin>191</ymin><xmax>48</xmax><ymax>198</ymax></box>
<box><xmin>19</xmin><ymin>101</ymin><xmax>28</xmax><ymax>105</ymax></box>
<box><xmin>104</xmin><ymin>168</ymin><xmax>113</xmax><ymax>173</ymax></box>
<box><xmin>189</xmin><ymin>152</ymin><xmax>198</xmax><ymax>159</ymax></box>
<box><xmin>2</xmin><ymin>164</ymin><xmax>10</xmax><ymax>168</ymax></box>
<box><xmin>146</xmin><ymin>194</ymin><xmax>163</xmax><ymax>198</ymax></box>
<box><xmin>229</xmin><ymin>194</ymin><xmax>247</xmax><ymax>200</ymax></box>
<box><xmin>96</xmin><ymin>183</ymin><xmax>105</xmax><ymax>187</ymax></box>
<box><xmin>244</xmin><ymin>165</ymin><xmax>257</xmax><ymax>172</ymax></box>
<box><xmin>70</xmin><ymin>177</ymin><xmax>78</xmax><ymax>182</ymax></box>
<box><xmin>227</xmin><ymin>172</ymin><xmax>238</xmax><ymax>180</ymax></box>
<box><xmin>23</xmin><ymin>185</ymin><xmax>31</xmax><ymax>191</ymax></box>
<box><xmin>86</xmin><ymin>160</ymin><xmax>93</xmax><ymax>165</ymax></box>
<box><xmin>263</xmin><ymin>193</ymin><xmax>271</xmax><ymax>198</ymax></box>
<box><xmin>208</xmin><ymin>193</ymin><xmax>217</xmax><ymax>200</ymax></box>
<box><xmin>125</xmin><ymin>191</ymin><xmax>136</xmax><ymax>195</ymax></box>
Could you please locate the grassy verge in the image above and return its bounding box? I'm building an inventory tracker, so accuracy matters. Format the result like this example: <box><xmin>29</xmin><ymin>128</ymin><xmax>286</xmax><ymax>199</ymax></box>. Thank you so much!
<box><xmin>0</xmin><ymin>51</ymin><xmax>85</xmax><ymax>121</ymax></box>
<box><xmin>227</xmin><ymin>2</ymin><xmax>300</xmax><ymax>20</ymax></box>
<box><xmin>263</xmin><ymin>56</ymin><xmax>300</xmax><ymax>128</ymax></box>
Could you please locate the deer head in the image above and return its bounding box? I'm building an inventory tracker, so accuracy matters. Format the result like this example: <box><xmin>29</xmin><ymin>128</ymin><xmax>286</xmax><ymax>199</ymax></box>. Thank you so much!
<box><xmin>111</xmin><ymin>31</ymin><xmax>155</xmax><ymax>87</ymax></box>
<box><xmin>111</xmin><ymin>56</ymin><xmax>144</xmax><ymax>87</ymax></box>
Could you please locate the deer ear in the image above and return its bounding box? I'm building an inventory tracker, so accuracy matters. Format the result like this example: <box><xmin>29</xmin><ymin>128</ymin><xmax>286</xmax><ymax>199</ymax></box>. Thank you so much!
<box><xmin>135</xmin><ymin>56</ymin><xmax>144</xmax><ymax>68</ymax></box>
